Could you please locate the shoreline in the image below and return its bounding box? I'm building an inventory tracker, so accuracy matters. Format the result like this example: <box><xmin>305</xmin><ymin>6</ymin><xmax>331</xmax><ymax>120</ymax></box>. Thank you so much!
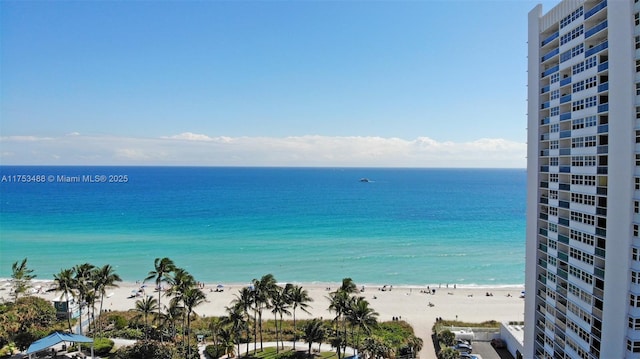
<box><xmin>2</xmin><ymin>279</ymin><xmax>524</xmax><ymax>359</ymax></box>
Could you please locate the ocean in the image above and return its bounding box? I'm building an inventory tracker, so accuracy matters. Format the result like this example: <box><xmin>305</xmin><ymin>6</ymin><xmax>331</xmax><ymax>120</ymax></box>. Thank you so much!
<box><xmin>0</xmin><ymin>166</ymin><xmax>526</xmax><ymax>287</ymax></box>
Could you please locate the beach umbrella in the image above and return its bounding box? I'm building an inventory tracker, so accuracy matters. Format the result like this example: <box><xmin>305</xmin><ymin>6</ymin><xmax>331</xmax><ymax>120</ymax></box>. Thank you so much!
<box><xmin>217</xmin><ymin>284</ymin><xmax>224</xmax><ymax>289</ymax></box>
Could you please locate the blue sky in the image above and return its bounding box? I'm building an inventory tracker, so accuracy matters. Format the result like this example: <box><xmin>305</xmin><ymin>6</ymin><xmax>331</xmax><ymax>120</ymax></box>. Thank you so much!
<box><xmin>1</xmin><ymin>0</ymin><xmax>560</xmax><ymax>167</ymax></box>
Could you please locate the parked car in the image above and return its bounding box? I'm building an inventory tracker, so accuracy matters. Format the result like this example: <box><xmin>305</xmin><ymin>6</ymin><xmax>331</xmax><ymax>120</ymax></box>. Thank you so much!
<box><xmin>491</xmin><ymin>338</ymin><xmax>507</xmax><ymax>349</ymax></box>
<box><xmin>451</xmin><ymin>342</ymin><xmax>472</xmax><ymax>353</ymax></box>
<box><xmin>460</xmin><ymin>354</ymin><xmax>483</xmax><ymax>359</ymax></box>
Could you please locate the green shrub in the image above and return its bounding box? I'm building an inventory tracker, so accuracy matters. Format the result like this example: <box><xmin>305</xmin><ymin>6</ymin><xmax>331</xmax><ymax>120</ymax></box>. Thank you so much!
<box><xmin>93</xmin><ymin>337</ymin><xmax>115</xmax><ymax>355</ymax></box>
<box><xmin>205</xmin><ymin>344</ymin><xmax>225</xmax><ymax>358</ymax></box>
<box><xmin>108</xmin><ymin>315</ymin><xmax>128</xmax><ymax>330</ymax></box>
<box><xmin>437</xmin><ymin>329</ymin><xmax>455</xmax><ymax>347</ymax></box>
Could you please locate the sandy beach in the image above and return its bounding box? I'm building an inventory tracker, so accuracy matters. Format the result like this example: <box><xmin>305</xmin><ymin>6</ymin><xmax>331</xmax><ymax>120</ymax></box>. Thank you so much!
<box><xmin>10</xmin><ymin>280</ymin><xmax>524</xmax><ymax>359</ymax></box>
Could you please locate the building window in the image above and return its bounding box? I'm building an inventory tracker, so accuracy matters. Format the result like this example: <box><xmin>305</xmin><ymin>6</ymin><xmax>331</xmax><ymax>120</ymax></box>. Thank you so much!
<box><xmin>549</xmin><ymin>207</ymin><xmax>558</xmax><ymax>216</ymax></box>
<box><xmin>636</xmin><ymin>36</ymin><xmax>640</xmax><ymax>50</ymax></box>
<box><xmin>573</xmin><ymin>61</ymin><xmax>585</xmax><ymax>75</ymax></box>
<box><xmin>584</xmin><ymin>136</ymin><xmax>596</xmax><ymax>147</ymax></box>
<box><xmin>585</xmin><ymin>96</ymin><xmax>597</xmax><ymax>108</ymax></box>
<box><xmin>637</xmin><ymin>83</ymin><xmax>640</xmax><ymax>96</ymax></box>
<box><xmin>561</xmin><ymin>24</ymin><xmax>584</xmax><ymax>45</ymax></box>
<box><xmin>585</xmin><ymin>56</ymin><xmax>597</xmax><ymax>69</ymax></box>
<box><xmin>635</xmin><ymin>201</ymin><xmax>639</xmax><ymax>214</ymax></box>
<box><xmin>636</xmin><ymin>12</ymin><xmax>640</xmax><ymax>26</ymax></box>
<box><xmin>636</xmin><ymin>131</ymin><xmax>640</xmax><ymax>144</ymax></box>
<box><xmin>551</xmin><ymin>106</ymin><xmax>560</xmax><ymax>116</ymax></box>
<box><xmin>550</xmin><ymin>190</ymin><xmax>558</xmax><ymax>199</ymax></box>
<box><xmin>573</xmin><ymin>80</ymin><xmax>585</xmax><ymax>93</ymax></box>
<box><xmin>627</xmin><ymin>339</ymin><xmax>640</xmax><ymax>353</ymax></box>
<box><xmin>572</xmin><ymin>118</ymin><xmax>584</xmax><ymax>129</ymax></box>
<box><xmin>637</xmin><ymin>60</ymin><xmax>640</xmax><ymax>73</ymax></box>
<box><xmin>551</xmin><ymin>123</ymin><xmax>560</xmax><ymax>133</ymax></box>
<box><xmin>560</xmin><ymin>6</ymin><xmax>584</xmax><ymax>28</ymax></box>
<box><xmin>633</xmin><ymin>247</ymin><xmax>640</xmax><ymax>261</ymax></box>
<box><xmin>584</xmin><ymin>115</ymin><xmax>596</xmax><ymax>127</ymax></box>
<box><xmin>550</xmin><ymin>157</ymin><xmax>559</xmax><ymax>166</ymax></box>
<box><xmin>633</xmin><ymin>271</ymin><xmax>640</xmax><ymax>284</ymax></box>
<box><xmin>636</xmin><ymin>154</ymin><xmax>640</xmax><ymax>166</ymax></box>
<box><xmin>635</xmin><ymin>224</ymin><xmax>639</xmax><ymax>237</ymax></box>
<box><xmin>551</xmin><ymin>72</ymin><xmax>560</xmax><ymax>84</ymax></box>
<box><xmin>635</xmin><ymin>177</ymin><xmax>640</xmax><ymax>190</ymax></box>
<box><xmin>550</xmin><ymin>173</ymin><xmax>559</xmax><ymax>182</ymax></box>
<box><xmin>550</xmin><ymin>140</ymin><xmax>559</xmax><ymax>149</ymax></box>
<box><xmin>629</xmin><ymin>317</ymin><xmax>640</xmax><ymax>330</ymax></box>
<box><xmin>572</xmin><ymin>99</ymin><xmax>585</xmax><ymax>111</ymax></box>
<box><xmin>572</xmin><ymin>137</ymin><xmax>585</xmax><ymax>148</ymax></box>
<box><xmin>549</xmin><ymin>223</ymin><xmax>558</xmax><ymax>233</ymax></box>
<box><xmin>585</xmin><ymin>76</ymin><xmax>597</xmax><ymax>89</ymax></box>
<box><xmin>551</xmin><ymin>89</ymin><xmax>560</xmax><ymax>100</ymax></box>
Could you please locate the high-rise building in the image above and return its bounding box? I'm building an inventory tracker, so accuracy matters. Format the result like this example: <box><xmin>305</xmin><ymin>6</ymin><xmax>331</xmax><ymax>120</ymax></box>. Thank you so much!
<box><xmin>526</xmin><ymin>1</ymin><xmax>639</xmax><ymax>358</ymax></box>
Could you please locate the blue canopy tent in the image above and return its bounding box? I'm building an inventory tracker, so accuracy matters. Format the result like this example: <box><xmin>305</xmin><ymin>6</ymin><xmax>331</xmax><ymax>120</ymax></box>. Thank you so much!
<box><xmin>26</xmin><ymin>332</ymin><xmax>94</xmax><ymax>358</ymax></box>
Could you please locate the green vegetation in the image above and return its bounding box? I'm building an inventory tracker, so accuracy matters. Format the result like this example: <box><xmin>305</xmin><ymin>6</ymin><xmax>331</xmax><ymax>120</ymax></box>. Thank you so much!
<box><xmin>1</xmin><ymin>257</ymin><xmax>424</xmax><ymax>359</ymax></box>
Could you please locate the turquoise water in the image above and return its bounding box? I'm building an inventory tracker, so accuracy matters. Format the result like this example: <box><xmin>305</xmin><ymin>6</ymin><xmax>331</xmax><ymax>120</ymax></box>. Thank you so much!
<box><xmin>0</xmin><ymin>167</ymin><xmax>526</xmax><ymax>286</ymax></box>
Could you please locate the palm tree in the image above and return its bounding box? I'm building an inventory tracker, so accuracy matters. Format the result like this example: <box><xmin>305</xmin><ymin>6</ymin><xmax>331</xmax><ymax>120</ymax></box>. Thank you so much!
<box><xmin>93</xmin><ymin>264</ymin><xmax>122</xmax><ymax>334</ymax></box>
<box><xmin>232</xmin><ymin>287</ymin><xmax>254</xmax><ymax>356</ymax></box>
<box><xmin>10</xmin><ymin>258</ymin><xmax>36</xmax><ymax>301</ymax></box>
<box><xmin>182</xmin><ymin>287</ymin><xmax>207</xmax><ymax>358</ymax></box>
<box><xmin>53</xmin><ymin>268</ymin><xmax>76</xmax><ymax>332</ymax></box>
<box><xmin>225</xmin><ymin>304</ymin><xmax>247</xmax><ymax>357</ymax></box>
<box><xmin>285</xmin><ymin>284</ymin><xmax>313</xmax><ymax>349</ymax></box>
<box><xmin>346</xmin><ymin>296</ymin><xmax>378</xmax><ymax>354</ymax></box>
<box><xmin>162</xmin><ymin>300</ymin><xmax>184</xmax><ymax>341</ymax></box>
<box><xmin>252</xmin><ymin>274</ymin><xmax>277</xmax><ymax>351</ymax></box>
<box><xmin>328</xmin><ymin>289</ymin><xmax>351</xmax><ymax>359</ymax></box>
<box><xmin>303</xmin><ymin>318</ymin><xmax>326</xmax><ymax>355</ymax></box>
<box><xmin>74</xmin><ymin>263</ymin><xmax>95</xmax><ymax>334</ymax></box>
<box><xmin>206</xmin><ymin>317</ymin><xmax>224</xmax><ymax>356</ymax></box>
<box><xmin>134</xmin><ymin>296</ymin><xmax>158</xmax><ymax>339</ymax></box>
<box><xmin>270</xmin><ymin>287</ymin><xmax>291</xmax><ymax>352</ymax></box>
<box><xmin>168</xmin><ymin>267</ymin><xmax>195</xmax><ymax>348</ymax></box>
<box><xmin>145</xmin><ymin>257</ymin><xmax>176</xmax><ymax>325</ymax></box>
<box><xmin>339</xmin><ymin>278</ymin><xmax>358</xmax><ymax>294</ymax></box>
<box><xmin>406</xmin><ymin>335</ymin><xmax>423</xmax><ymax>359</ymax></box>
<box><xmin>218</xmin><ymin>327</ymin><xmax>235</xmax><ymax>358</ymax></box>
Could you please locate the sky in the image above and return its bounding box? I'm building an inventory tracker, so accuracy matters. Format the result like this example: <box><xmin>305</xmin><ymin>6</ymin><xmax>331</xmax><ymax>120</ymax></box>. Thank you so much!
<box><xmin>1</xmin><ymin>0</ymin><xmax>561</xmax><ymax>168</ymax></box>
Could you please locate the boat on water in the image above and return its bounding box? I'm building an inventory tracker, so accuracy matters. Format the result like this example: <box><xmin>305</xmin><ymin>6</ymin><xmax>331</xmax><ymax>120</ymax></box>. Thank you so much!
<box><xmin>359</xmin><ymin>178</ymin><xmax>370</xmax><ymax>182</ymax></box>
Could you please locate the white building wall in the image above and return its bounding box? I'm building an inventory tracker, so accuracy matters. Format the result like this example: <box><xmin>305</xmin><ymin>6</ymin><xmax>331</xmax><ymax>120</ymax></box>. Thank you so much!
<box><xmin>600</xmin><ymin>1</ymin><xmax>635</xmax><ymax>357</ymax></box>
<box><xmin>524</xmin><ymin>6</ymin><xmax>543</xmax><ymax>359</ymax></box>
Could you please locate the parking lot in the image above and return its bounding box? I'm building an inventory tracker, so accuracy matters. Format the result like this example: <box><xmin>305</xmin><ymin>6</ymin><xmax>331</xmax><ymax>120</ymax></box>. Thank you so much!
<box><xmin>466</xmin><ymin>341</ymin><xmax>514</xmax><ymax>359</ymax></box>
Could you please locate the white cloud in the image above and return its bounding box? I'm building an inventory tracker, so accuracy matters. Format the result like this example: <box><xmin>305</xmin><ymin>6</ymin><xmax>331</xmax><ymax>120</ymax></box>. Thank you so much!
<box><xmin>0</xmin><ymin>133</ymin><xmax>526</xmax><ymax>167</ymax></box>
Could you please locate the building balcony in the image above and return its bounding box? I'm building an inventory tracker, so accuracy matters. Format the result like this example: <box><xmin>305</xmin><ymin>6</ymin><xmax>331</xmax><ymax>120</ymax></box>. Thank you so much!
<box><xmin>597</xmin><ymin>166</ymin><xmax>608</xmax><ymax>174</ymax></box>
<box><xmin>540</xmin><ymin>166</ymin><xmax>549</xmax><ymax>173</ymax></box>
<box><xmin>559</xmin><ymin>200</ymin><xmax>570</xmax><ymax>208</ymax></box>
<box><xmin>585</xmin><ymin>20</ymin><xmax>607</xmax><ymax>39</ymax></box>
<box><xmin>585</xmin><ymin>0</ymin><xmax>607</xmax><ymax>20</ymax></box>
<box><xmin>541</xmin><ymin>48</ymin><xmax>560</xmax><ymax>62</ymax></box>
<box><xmin>559</xmin><ymin>130</ymin><xmax>572</xmax><ymax>138</ymax></box>
<box><xmin>597</xmin><ymin>124</ymin><xmax>608</xmax><ymax>133</ymax></box>
<box><xmin>559</xmin><ymin>217</ymin><xmax>570</xmax><ymax>226</ymax></box>
<box><xmin>560</xmin><ymin>112</ymin><xmax>571</xmax><ymax>121</ymax></box>
<box><xmin>541</xmin><ymin>117</ymin><xmax>550</xmax><ymax>125</ymax></box>
<box><xmin>541</xmin><ymin>101</ymin><xmax>551</xmax><ymax>109</ymax></box>
<box><xmin>559</xmin><ymin>183</ymin><xmax>571</xmax><ymax>191</ymax></box>
<box><xmin>560</xmin><ymin>94</ymin><xmax>572</xmax><ymax>104</ymax></box>
<box><xmin>585</xmin><ymin>40</ymin><xmax>608</xmax><ymax>57</ymax></box>
<box><xmin>597</xmin><ymin>61</ymin><xmax>608</xmax><ymax>72</ymax></box>
<box><xmin>597</xmin><ymin>82</ymin><xmax>608</xmax><ymax>92</ymax></box>
<box><xmin>597</xmin><ymin>145</ymin><xmax>608</xmax><ymax>154</ymax></box>
<box><xmin>559</xmin><ymin>166</ymin><xmax>571</xmax><ymax>173</ymax></box>
<box><xmin>541</xmin><ymin>31</ymin><xmax>560</xmax><ymax>47</ymax></box>
<box><xmin>542</xmin><ymin>65</ymin><xmax>560</xmax><ymax>78</ymax></box>
<box><xmin>541</xmin><ymin>85</ymin><xmax>551</xmax><ymax>94</ymax></box>
<box><xmin>558</xmin><ymin>234</ymin><xmax>569</xmax><ymax>244</ymax></box>
<box><xmin>559</xmin><ymin>148</ymin><xmax>571</xmax><ymax>155</ymax></box>
<box><xmin>598</xmin><ymin>103</ymin><xmax>609</xmax><ymax>113</ymax></box>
